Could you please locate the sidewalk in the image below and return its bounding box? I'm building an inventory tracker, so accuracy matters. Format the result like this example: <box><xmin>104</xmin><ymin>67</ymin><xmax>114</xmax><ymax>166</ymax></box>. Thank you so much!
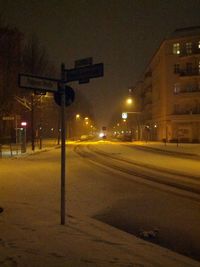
<box><xmin>0</xmin><ymin>138</ymin><xmax>59</xmax><ymax>158</ymax></box>
<box><xmin>133</xmin><ymin>141</ymin><xmax>200</xmax><ymax>157</ymax></box>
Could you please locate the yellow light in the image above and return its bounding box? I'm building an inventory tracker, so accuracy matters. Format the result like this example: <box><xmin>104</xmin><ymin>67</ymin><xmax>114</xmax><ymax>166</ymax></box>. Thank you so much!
<box><xmin>76</xmin><ymin>114</ymin><xmax>80</xmax><ymax>119</ymax></box>
<box><xmin>84</xmin><ymin>117</ymin><xmax>89</xmax><ymax>120</ymax></box>
<box><xmin>126</xmin><ymin>98</ymin><xmax>133</xmax><ymax>105</ymax></box>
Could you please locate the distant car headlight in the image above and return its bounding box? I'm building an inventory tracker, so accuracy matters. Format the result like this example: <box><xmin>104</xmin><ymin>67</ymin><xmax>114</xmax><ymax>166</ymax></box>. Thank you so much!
<box><xmin>99</xmin><ymin>132</ymin><xmax>104</xmax><ymax>138</ymax></box>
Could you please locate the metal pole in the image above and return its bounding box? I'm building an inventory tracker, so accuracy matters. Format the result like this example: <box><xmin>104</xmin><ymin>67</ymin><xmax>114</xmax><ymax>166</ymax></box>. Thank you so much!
<box><xmin>31</xmin><ymin>93</ymin><xmax>35</xmax><ymax>151</ymax></box>
<box><xmin>60</xmin><ymin>63</ymin><xmax>66</xmax><ymax>225</ymax></box>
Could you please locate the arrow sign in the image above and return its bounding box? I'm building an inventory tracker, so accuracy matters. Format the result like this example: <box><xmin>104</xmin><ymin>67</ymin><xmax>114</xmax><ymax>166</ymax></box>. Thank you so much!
<box><xmin>66</xmin><ymin>63</ymin><xmax>104</xmax><ymax>83</ymax></box>
<box><xmin>19</xmin><ymin>74</ymin><xmax>59</xmax><ymax>92</ymax></box>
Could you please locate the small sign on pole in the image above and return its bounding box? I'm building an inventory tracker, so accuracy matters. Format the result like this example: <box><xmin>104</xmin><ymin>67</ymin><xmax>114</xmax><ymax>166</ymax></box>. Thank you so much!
<box><xmin>122</xmin><ymin>112</ymin><xmax>128</xmax><ymax>119</ymax></box>
<box><xmin>75</xmin><ymin>57</ymin><xmax>93</xmax><ymax>68</ymax></box>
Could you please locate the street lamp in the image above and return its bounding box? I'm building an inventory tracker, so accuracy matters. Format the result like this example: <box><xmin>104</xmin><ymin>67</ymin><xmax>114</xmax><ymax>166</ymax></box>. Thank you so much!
<box><xmin>126</xmin><ymin>97</ymin><xmax>133</xmax><ymax>105</ymax></box>
<box><xmin>76</xmin><ymin>114</ymin><xmax>80</xmax><ymax>120</ymax></box>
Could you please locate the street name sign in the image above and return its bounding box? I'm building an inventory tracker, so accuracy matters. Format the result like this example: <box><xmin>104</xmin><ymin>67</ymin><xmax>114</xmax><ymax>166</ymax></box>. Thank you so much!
<box><xmin>19</xmin><ymin>74</ymin><xmax>59</xmax><ymax>92</ymax></box>
<box><xmin>75</xmin><ymin>57</ymin><xmax>93</xmax><ymax>68</ymax></box>
<box><xmin>65</xmin><ymin>63</ymin><xmax>104</xmax><ymax>84</ymax></box>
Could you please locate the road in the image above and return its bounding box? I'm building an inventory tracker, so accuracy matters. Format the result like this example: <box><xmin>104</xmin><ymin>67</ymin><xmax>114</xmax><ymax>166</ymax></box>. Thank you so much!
<box><xmin>1</xmin><ymin>141</ymin><xmax>200</xmax><ymax>262</ymax></box>
<box><xmin>72</xmin><ymin>141</ymin><xmax>200</xmax><ymax>261</ymax></box>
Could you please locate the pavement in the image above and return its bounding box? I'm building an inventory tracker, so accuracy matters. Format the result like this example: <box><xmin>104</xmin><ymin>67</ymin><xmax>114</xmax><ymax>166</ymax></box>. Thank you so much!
<box><xmin>0</xmin><ymin>138</ymin><xmax>59</xmax><ymax>158</ymax></box>
<box><xmin>132</xmin><ymin>141</ymin><xmax>200</xmax><ymax>157</ymax></box>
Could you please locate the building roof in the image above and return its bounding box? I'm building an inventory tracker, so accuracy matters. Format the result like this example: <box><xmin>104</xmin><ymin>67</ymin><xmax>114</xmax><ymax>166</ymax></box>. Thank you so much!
<box><xmin>168</xmin><ymin>26</ymin><xmax>200</xmax><ymax>39</ymax></box>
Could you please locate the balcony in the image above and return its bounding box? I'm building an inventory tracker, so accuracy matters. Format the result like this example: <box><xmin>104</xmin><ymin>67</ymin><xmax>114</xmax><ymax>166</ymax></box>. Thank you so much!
<box><xmin>179</xmin><ymin>49</ymin><xmax>200</xmax><ymax>58</ymax></box>
<box><xmin>174</xmin><ymin>87</ymin><xmax>200</xmax><ymax>94</ymax></box>
<box><xmin>173</xmin><ymin>109</ymin><xmax>200</xmax><ymax>115</ymax></box>
<box><xmin>179</xmin><ymin>68</ymin><xmax>200</xmax><ymax>77</ymax></box>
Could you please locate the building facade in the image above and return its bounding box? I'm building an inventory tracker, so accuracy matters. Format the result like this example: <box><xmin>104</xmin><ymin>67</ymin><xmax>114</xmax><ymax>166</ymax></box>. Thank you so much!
<box><xmin>137</xmin><ymin>27</ymin><xmax>200</xmax><ymax>143</ymax></box>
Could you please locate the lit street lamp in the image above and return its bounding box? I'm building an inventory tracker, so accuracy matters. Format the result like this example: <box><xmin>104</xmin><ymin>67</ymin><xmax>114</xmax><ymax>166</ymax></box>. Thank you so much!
<box><xmin>126</xmin><ymin>97</ymin><xmax>133</xmax><ymax>105</ymax></box>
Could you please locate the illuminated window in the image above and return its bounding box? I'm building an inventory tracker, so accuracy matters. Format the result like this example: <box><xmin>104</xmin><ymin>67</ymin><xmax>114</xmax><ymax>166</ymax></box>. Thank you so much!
<box><xmin>174</xmin><ymin>83</ymin><xmax>180</xmax><ymax>94</ymax></box>
<box><xmin>174</xmin><ymin>64</ymin><xmax>180</xmax><ymax>74</ymax></box>
<box><xmin>173</xmin><ymin>43</ymin><xmax>180</xmax><ymax>54</ymax></box>
<box><xmin>199</xmin><ymin>61</ymin><xmax>200</xmax><ymax>74</ymax></box>
<box><xmin>186</xmin><ymin>42</ymin><xmax>192</xmax><ymax>54</ymax></box>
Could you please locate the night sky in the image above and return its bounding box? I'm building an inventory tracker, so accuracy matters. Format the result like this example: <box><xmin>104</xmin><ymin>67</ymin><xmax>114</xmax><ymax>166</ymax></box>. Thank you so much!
<box><xmin>1</xmin><ymin>0</ymin><xmax>200</xmax><ymax>126</ymax></box>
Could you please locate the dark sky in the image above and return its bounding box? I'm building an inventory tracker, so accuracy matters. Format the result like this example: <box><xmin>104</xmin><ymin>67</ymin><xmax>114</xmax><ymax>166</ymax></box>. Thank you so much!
<box><xmin>1</xmin><ymin>0</ymin><xmax>200</xmax><ymax>126</ymax></box>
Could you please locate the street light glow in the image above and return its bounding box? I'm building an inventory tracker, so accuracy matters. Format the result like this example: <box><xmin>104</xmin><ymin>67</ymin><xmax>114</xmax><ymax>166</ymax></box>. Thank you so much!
<box><xmin>126</xmin><ymin>97</ymin><xmax>133</xmax><ymax>105</ymax></box>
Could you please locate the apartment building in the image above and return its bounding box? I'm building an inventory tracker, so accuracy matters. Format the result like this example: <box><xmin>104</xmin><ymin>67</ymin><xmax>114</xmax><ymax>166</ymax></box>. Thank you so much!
<box><xmin>137</xmin><ymin>26</ymin><xmax>200</xmax><ymax>143</ymax></box>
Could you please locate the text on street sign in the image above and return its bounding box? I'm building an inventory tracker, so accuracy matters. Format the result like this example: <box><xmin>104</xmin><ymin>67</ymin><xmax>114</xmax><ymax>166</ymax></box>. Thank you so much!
<box><xmin>66</xmin><ymin>63</ymin><xmax>104</xmax><ymax>83</ymax></box>
<box><xmin>19</xmin><ymin>74</ymin><xmax>59</xmax><ymax>92</ymax></box>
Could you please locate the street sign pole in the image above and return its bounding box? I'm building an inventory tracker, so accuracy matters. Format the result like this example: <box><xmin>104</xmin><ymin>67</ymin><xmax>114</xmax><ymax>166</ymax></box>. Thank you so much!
<box><xmin>60</xmin><ymin>63</ymin><xmax>66</xmax><ymax>225</ymax></box>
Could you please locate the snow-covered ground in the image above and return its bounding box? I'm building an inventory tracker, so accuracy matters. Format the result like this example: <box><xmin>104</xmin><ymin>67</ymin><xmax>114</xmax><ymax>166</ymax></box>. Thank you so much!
<box><xmin>0</xmin><ymin>142</ymin><xmax>200</xmax><ymax>267</ymax></box>
<box><xmin>133</xmin><ymin>141</ymin><xmax>200</xmax><ymax>156</ymax></box>
<box><xmin>95</xmin><ymin>141</ymin><xmax>200</xmax><ymax>178</ymax></box>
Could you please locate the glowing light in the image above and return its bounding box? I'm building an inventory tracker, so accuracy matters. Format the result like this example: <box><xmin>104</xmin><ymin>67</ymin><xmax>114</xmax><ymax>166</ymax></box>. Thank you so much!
<box><xmin>126</xmin><ymin>98</ymin><xmax>133</xmax><ymax>105</ymax></box>
<box><xmin>21</xmin><ymin>122</ymin><xmax>27</xmax><ymax>126</ymax></box>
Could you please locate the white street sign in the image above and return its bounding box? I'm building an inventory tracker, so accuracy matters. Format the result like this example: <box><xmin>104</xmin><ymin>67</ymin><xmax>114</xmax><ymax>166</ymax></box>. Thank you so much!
<box><xmin>19</xmin><ymin>74</ymin><xmax>59</xmax><ymax>92</ymax></box>
<box><xmin>122</xmin><ymin>112</ymin><xmax>128</xmax><ymax>119</ymax></box>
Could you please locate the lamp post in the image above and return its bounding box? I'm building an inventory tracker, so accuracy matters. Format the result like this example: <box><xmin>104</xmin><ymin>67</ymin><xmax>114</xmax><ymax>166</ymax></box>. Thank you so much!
<box><xmin>123</xmin><ymin>94</ymin><xmax>141</xmax><ymax>140</ymax></box>
<box><xmin>21</xmin><ymin>121</ymin><xmax>27</xmax><ymax>153</ymax></box>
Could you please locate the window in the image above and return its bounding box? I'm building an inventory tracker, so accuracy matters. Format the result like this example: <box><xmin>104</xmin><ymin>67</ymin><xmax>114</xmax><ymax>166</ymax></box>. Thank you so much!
<box><xmin>186</xmin><ymin>62</ymin><xmax>193</xmax><ymax>73</ymax></box>
<box><xmin>174</xmin><ymin>64</ymin><xmax>180</xmax><ymax>74</ymax></box>
<box><xmin>174</xmin><ymin>83</ymin><xmax>180</xmax><ymax>94</ymax></box>
<box><xmin>186</xmin><ymin>42</ymin><xmax>192</xmax><ymax>54</ymax></box>
<box><xmin>173</xmin><ymin>43</ymin><xmax>180</xmax><ymax>54</ymax></box>
<box><xmin>199</xmin><ymin>61</ymin><xmax>200</xmax><ymax>74</ymax></box>
<box><xmin>174</xmin><ymin>104</ymin><xmax>180</xmax><ymax>114</ymax></box>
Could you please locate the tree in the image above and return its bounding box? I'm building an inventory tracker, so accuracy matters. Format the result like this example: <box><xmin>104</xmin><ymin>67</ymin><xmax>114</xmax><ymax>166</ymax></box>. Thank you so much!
<box><xmin>19</xmin><ymin>35</ymin><xmax>57</xmax><ymax>149</ymax></box>
<box><xmin>0</xmin><ymin>20</ymin><xmax>23</xmax><ymax>141</ymax></box>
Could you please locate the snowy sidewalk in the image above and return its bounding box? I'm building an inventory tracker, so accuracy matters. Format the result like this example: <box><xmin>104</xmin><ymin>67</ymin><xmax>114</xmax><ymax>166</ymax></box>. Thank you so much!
<box><xmin>133</xmin><ymin>141</ymin><xmax>200</xmax><ymax>157</ymax></box>
<box><xmin>1</xmin><ymin>209</ymin><xmax>200</xmax><ymax>267</ymax></box>
<box><xmin>0</xmin><ymin>138</ymin><xmax>59</xmax><ymax>158</ymax></box>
